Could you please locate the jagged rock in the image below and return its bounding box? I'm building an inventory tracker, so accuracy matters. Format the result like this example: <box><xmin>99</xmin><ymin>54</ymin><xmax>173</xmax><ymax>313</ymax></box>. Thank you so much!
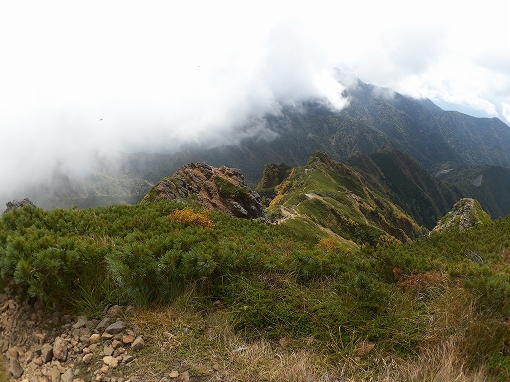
<box><xmin>130</xmin><ymin>336</ymin><xmax>144</xmax><ymax>352</ymax></box>
<box><xmin>96</xmin><ymin>317</ymin><xmax>111</xmax><ymax>330</ymax></box>
<box><xmin>122</xmin><ymin>334</ymin><xmax>135</xmax><ymax>345</ymax></box>
<box><xmin>41</xmin><ymin>343</ymin><xmax>54</xmax><ymax>363</ymax></box>
<box><xmin>431</xmin><ymin>198</ymin><xmax>491</xmax><ymax>234</ymax></box>
<box><xmin>105</xmin><ymin>321</ymin><xmax>126</xmax><ymax>335</ymax></box>
<box><xmin>53</xmin><ymin>337</ymin><xmax>69</xmax><ymax>361</ymax></box>
<box><xmin>103</xmin><ymin>355</ymin><xmax>118</xmax><ymax>368</ymax></box>
<box><xmin>103</xmin><ymin>344</ymin><xmax>114</xmax><ymax>356</ymax></box>
<box><xmin>9</xmin><ymin>358</ymin><xmax>24</xmax><ymax>378</ymax></box>
<box><xmin>106</xmin><ymin>305</ymin><xmax>123</xmax><ymax>318</ymax></box>
<box><xmin>4</xmin><ymin>198</ymin><xmax>37</xmax><ymax>213</ymax></box>
<box><xmin>51</xmin><ymin>367</ymin><xmax>61</xmax><ymax>382</ymax></box>
<box><xmin>88</xmin><ymin>334</ymin><xmax>101</xmax><ymax>344</ymax></box>
<box><xmin>61</xmin><ymin>368</ymin><xmax>74</xmax><ymax>382</ymax></box>
<box><xmin>72</xmin><ymin>316</ymin><xmax>88</xmax><ymax>329</ymax></box>
<box><xmin>82</xmin><ymin>353</ymin><xmax>93</xmax><ymax>364</ymax></box>
<box><xmin>144</xmin><ymin>162</ymin><xmax>266</xmax><ymax>220</ymax></box>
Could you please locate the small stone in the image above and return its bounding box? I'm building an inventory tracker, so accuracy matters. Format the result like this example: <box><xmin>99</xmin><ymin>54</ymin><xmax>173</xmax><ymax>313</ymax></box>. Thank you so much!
<box><xmin>101</xmin><ymin>332</ymin><xmax>113</xmax><ymax>340</ymax></box>
<box><xmin>106</xmin><ymin>305</ymin><xmax>123</xmax><ymax>318</ymax></box>
<box><xmin>121</xmin><ymin>335</ymin><xmax>135</xmax><ymax>345</ymax></box>
<box><xmin>96</xmin><ymin>318</ymin><xmax>111</xmax><ymax>330</ymax></box>
<box><xmin>33</xmin><ymin>356</ymin><xmax>44</xmax><ymax>366</ymax></box>
<box><xmin>51</xmin><ymin>367</ymin><xmax>61</xmax><ymax>382</ymax></box>
<box><xmin>88</xmin><ymin>333</ymin><xmax>101</xmax><ymax>344</ymax></box>
<box><xmin>103</xmin><ymin>345</ymin><xmax>114</xmax><ymax>356</ymax></box>
<box><xmin>179</xmin><ymin>371</ymin><xmax>190</xmax><ymax>381</ymax></box>
<box><xmin>112</xmin><ymin>339</ymin><xmax>122</xmax><ymax>349</ymax></box>
<box><xmin>113</xmin><ymin>347</ymin><xmax>125</xmax><ymax>358</ymax></box>
<box><xmin>9</xmin><ymin>359</ymin><xmax>24</xmax><ymax>378</ymax></box>
<box><xmin>61</xmin><ymin>315</ymin><xmax>72</xmax><ymax>324</ymax></box>
<box><xmin>105</xmin><ymin>321</ymin><xmax>126</xmax><ymax>335</ymax></box>
<box><xmin>25</xmin><ymin>350</ymin><xmax>34</xmax><ymax>363</ymax></box>
<box><xmin>212</xmin><ymin>363</ymin><xmax>220</xmax><ymax>371</ymax></box>
<box><xmin>62</xmin><ymin>368</ymin><xmax>74</xmax><ymax>382</ymax></box>
<box><xmin>34</xmin><ymin>332</ymin><xmax>46</xmax><ymax>344</ymax></box>
<box><xmin>123</xmin><ymin>355</ymin><xmax>134</xmax><ymax>364</ymax></box>
<box><xmin>131</xmin><ymin>336</ymin><xmax>144</xmax><ymax>352</ymax></box>
<box><xmin>100</xmin><ymin>364</ymin><xmax>109</xmax><ymax>374</ymax></box>
<box><xmin>7</xmin><ymin>347</ymin><xmax>19</xmax><ymax>361</ymax></box>
<box><xmin>103</xmin><ymin>355</ymin><xmax>119</xmax><ymax>368</ymax></box>
<box><xmin>169</xmin><ymin>370</ymin><xmax>179</xmax><ymax>378</ymax></box>
<box><xmin>41</xmin><ymin>343</ymin><xmax>54</xmax><ymax>363</ymax></box>
<box><xmin>73</xmin><ymin>316</ymin><xmax>88</xmax><ymax>329</ymax></box>
<box><xmin>53</xmin><ymin>337</ymin><xmax>69</xmax><ymax>361</ymax></box>
<box><xmin>82</xmin><ymin>353</ymin><xmax>93</xmax><ymax>364</ymax></box>
<box><xmin>53</xmin><ymin>312</ymin><xmax>62</xmax><ymax>325</ymax></box>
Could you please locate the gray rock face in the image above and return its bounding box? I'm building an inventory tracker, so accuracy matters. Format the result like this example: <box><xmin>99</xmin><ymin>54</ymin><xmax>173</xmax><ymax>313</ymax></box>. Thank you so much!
<box><xmin>146</xmin><ymin>162</ymin><xmax>266</xmax><ymax>220</ymax></box>
<box><xmin>105</xmin><ymin>320</ymin><xmax>127</xmax><ymax>335</ymax></box>
<box><xmin>9</xmin><ymin>358</ymin><xmax>24</xmax><ymax>378</ymax></box>
<box><xmin>4</xmin><ymin>198</ymin><xmax>37</xmax><ymax>213</ymax></box>
<box><xmin>41</xmin><ymin>343</ymin><xmax>54</xmax><ymax>363</ymax></box>
<box><xmin>431</xmin><ymin>198</ymin><xmax>491</xmax><ymax>234</ymax></box>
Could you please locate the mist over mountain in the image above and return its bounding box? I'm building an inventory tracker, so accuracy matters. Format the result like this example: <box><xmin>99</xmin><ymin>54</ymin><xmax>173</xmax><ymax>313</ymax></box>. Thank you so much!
<box><xmin>7</xmin><ymin>74</ymin><xmax>510</xmax><ymax>221</ymax></box>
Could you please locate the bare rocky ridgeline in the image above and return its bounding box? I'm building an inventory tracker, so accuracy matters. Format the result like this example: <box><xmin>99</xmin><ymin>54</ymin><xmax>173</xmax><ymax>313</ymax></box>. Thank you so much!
<box><xmin>4</xmin><ymin>199</ymin><xmax>37</xmax><ymax>214</ymax></box>
<box><xmin>431</xmin><ymin>198</ymin><xmax>491</xmax><ymax>234</ymax></box>
<box><xmin>146</xmin><ymin>162</ymin><xmax>266</xmax><ymax>220</ymax></box>
<box><xmin>0</xmin><ymin>285</ymin><xmax>152</xmax><ymax>382</ymax></box>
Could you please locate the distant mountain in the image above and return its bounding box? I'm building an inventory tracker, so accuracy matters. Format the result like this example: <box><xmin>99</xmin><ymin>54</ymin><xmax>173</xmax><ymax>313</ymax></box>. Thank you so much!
<box><xmin>114</xmin><ymin>72</ymin><xmax>510</xmax><ymax>186</ymax></box>
<box><xmin>21</xmin><ymin>73</ymin><xmax>510</xmax><ymax>218</ymax></box>
<box><xmin>435</xmin><ymin>164</ymin><xmax>510</xmax><ymax>218</ymax></box>
<box><xmin>264</xmin><ymin>151</ymin><xmax>427</xmax><ymax>247</ymax></box>
<box><xmin>346</xmin><ymin>146</ymin><xmax>462</xmax><ymax>229</ymax></box>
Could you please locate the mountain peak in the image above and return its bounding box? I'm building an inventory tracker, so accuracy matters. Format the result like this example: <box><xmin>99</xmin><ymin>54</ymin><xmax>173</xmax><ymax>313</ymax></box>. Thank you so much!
<box><xmin>431</xmin><ymin>198</ymin><xmax>491</xmax><ymax>234</ymax></box>
<box><xmin>143</xmin><ymin>162</ymin><xmax>265</xmax><ymax>220</ymax></box>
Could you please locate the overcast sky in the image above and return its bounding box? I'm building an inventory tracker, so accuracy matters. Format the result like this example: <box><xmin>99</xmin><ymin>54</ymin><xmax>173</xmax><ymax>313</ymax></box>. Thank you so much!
<box><xmin>1</xmin><ymin>0</ymin><xmax>510</xmax><ymax>197</ymax></box>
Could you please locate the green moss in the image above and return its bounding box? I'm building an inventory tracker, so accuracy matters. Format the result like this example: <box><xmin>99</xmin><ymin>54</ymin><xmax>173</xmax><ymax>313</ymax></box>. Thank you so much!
<box><xmin>214</xmin><ymin>176</ymin><xmax>250</xmax><ymax>200</ymax></box>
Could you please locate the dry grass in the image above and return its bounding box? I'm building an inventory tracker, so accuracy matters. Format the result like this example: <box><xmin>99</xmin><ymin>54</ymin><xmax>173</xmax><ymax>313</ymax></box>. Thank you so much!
<box><xmin>116</xmin><ymin>285</ymin><xmax>498</xmax><ymax>382</ymax></box>
<box><xmin>0</xmin><ymin>361</ymin><xmax>9</xmax><ymax>382</ymax></box>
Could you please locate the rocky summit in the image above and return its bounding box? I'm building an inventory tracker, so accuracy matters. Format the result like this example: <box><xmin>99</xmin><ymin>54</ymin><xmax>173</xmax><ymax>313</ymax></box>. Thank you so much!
<box><xmin>144</xmin><ymin>162</ymin><xmax>265</xmax><ymax>220</ymax></box>
<box><xmin>4</xmin><ymin>199</ymin><xmax>36</xmax><ymax>214</ymax></box>
<box><xmin>431</xmin><ymin>198</ymin><xmax>492</xmax><ymax>234</ymax></box>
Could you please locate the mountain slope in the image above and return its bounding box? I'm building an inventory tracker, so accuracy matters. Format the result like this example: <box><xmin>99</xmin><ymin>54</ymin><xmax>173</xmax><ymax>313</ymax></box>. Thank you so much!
<box><xmin>266</xmin><ymin>151</ymin><xmax>427</xmax><ymax>247</ymax></box>
<box><xmin>347</xmin><ymin>146</ymin><xmax>462</xmax><ymax>229</ymax></box>
<box><xmin>17</xmin><ymin>74</ymin><xmax>510</xmax><ymax>216</ymax></box>
<box><xmin>115</xmin><ymin>74</ymin><xmax>510</xmax><ymax>189</ymax></box>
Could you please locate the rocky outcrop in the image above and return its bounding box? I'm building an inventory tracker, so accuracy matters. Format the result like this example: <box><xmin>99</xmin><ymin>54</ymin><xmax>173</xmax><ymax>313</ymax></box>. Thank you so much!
<box><xmin>4</xmin><ymin>199</ymin><xmax>36</xmax><ymax>214</ymax></box>
<box><xmin>431</xmin><ymin>198</ymin><xmax>491</xmax><ymax>234</ymax></box>
<box><xmin>144</xmin><ymin>162</ymin><xmax>265</xmax><ymax>220</ymax></box>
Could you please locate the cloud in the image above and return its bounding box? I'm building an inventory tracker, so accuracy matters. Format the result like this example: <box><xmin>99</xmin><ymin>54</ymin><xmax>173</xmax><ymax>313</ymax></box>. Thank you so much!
<box><xmin>381</xmin><ymin>25</ymin><xmax>448</xmax><ymax>77</ymax></box>
<box><xmin>502</xmin><ymin>102</ymin><xmax>510</xmax><ymax>124</ymax></box>
<box><xmin>0</xmin><ymin>9</ymin><xmax>347</xmax><ymax>201</ymax></box>
<box><xmin>2</xmin><ymin>0</ymin><xmax>510</xmax><ymax>203</ymax></box>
